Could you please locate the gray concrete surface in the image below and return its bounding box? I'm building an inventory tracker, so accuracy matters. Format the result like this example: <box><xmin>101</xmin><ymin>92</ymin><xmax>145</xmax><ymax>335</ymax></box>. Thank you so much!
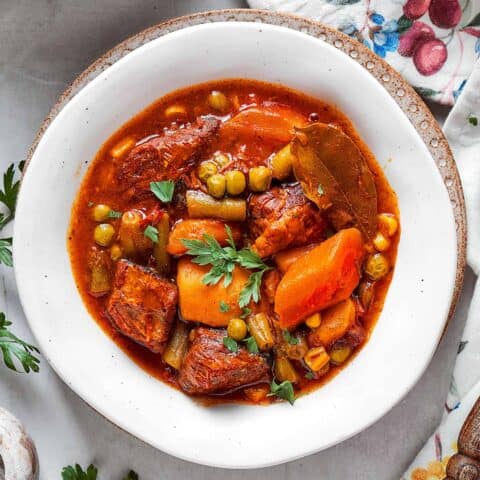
<box><xmin>0</xmin><ymin>1</ymin><xmax>474</xmax><ymax>478</ymax></box>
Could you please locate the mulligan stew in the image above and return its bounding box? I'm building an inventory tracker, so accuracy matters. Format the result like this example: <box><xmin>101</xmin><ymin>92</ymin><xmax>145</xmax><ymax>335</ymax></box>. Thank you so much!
<box><xmin>69</xmin><ymin>79</ymin><xmax>399</xmax><ymax>405</ymax></box>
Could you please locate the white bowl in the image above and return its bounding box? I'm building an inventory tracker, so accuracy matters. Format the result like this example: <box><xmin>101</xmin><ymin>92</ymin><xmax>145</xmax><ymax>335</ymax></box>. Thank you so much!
<box><xmin>14</xmin><ymin>19</ymin><xmax>460</xmax><ymax>468</ymax></box>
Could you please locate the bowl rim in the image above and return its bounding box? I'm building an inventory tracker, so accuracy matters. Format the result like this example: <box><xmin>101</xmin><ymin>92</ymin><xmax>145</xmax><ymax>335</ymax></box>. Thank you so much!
<box><xmin>17</xmin><ymin>9</ymin><xmax>467</xmax><ymax>467</ymax></box>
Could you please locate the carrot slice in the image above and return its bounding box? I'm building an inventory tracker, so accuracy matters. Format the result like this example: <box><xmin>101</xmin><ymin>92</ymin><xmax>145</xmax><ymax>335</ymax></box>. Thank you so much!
<box><xmin>308</xmin><ymin>298</ymin><xmax>356</xmax><ymax>348</ymax></box>
<box><xmin>274</xmin><ymin>228</ymin><xmax>365</xmax><ymax>329</ymax></box>
<box><xmin>222</xmin><ymin>103</ymin><xmax>307</xmax><ymax>143</ymax></box>
<box><xmin>177</xmin><ymin>258</ymin><xmax>260</xmax><ymax>327</ymax></box>
<box><xmin>274</xmin><ymin>243</ymin><xmax>319</xmax><ymax>274</ymax></box>
<box><xmin>167</xmin><ymin>219</ymin><xmax>241</xmax><ymax>255</ymax></box>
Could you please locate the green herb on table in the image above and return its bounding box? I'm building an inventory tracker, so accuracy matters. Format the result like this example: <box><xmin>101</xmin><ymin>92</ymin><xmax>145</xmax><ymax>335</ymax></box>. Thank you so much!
<box><xmin>144</xmin><ymin>225</ymin><xmax>159</xmax><ymax>243</ymax></box>
<box><xmin>150</xmin><ymin>180</ymin><xmax>175</xmax><ymax>203</ymax></box>
<box><xmin>267</xmin><ymin>379</ymin><xmax>296</xmax><ymax>405</ymax></box>
<box><xmin>469</xmin><ymin>115</ymin><xmax>478</xmax><ymax>126</ymax></box>
<box><xmin>61</xmin><ymin>464</ymin><xmax>139</xmax><ymax>480</ymax></box>
<box><xmin>0</xmin><ymin>238</ymin><xmax>13</xmax><ymax>267</ymax></box>
<box><xmin>242</xmin><ymin>336</ymin><xmax>259</xmax><ymax>354</ymax></box>
<box><xmin>223</xmin><ymin>336</ymin><xmax>238</xmax><ymax>353</ymax></box>
<box><xmin>181</xmin><ymin>225</ymin><xmax>271</xmax><ymax>307</ymax></box>
<box><xmin>0</xmin><ymin>313</ymin><xmax>40</xmax><ymax>373</ymax></box>
<box><xmin>283</xmin><ymin>329</ymin><xmax>299</xmax><ymax>345</ymax></box>
<box><xmin>219</xmin><ymin>301</ymin><xmax>230</xmax><ymax>313</ymax></box>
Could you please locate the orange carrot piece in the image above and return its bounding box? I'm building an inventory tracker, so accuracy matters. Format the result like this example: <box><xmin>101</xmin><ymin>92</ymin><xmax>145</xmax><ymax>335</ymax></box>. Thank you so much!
<box><xmin>274</xmin><ymin>243</ymin><xmax>319</xmax><ymax>273</ymax></box>
<box><xmin>308</xmin><ymin>298</ymin><xmax>356</xmax><ymax>348</ymax></box>
<box><xmin>222</xmin><ymin>104</ymin><xmax>307</xmax><ymax>143</ymax></box>
<box><xmin>177</xmin><ymin>258</ymin><xmax>259</xmax><ymax>327</ymax></box>
<box><xmin>167</xmin><ymin>219</ymin><xmax>241</xmax><ymax>255</ymax></box>
<box><xmin>274</xmin><ymin>228</ymin><xmax>365</xmax><ymax>329</ymax></box>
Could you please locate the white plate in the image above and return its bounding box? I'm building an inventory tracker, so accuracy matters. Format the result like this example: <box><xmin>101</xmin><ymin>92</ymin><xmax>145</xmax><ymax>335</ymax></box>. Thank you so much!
<box><xmin>14</xmin><ymin>20</ymin><xmax>459</xmax><ymax>468</ymax></box>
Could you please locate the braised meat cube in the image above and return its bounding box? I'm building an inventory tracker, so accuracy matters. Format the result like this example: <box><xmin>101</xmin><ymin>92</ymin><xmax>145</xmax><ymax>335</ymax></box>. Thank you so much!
<box><xmin>178</xmin><ymin>328</ymin><xmax>270</xmax><ymax>394</ymax></box>
<box><xmin>118</xmin><ymin>116</ymin><xmax>220</xmax><ymax>198</ymax></box>
<box><xmin>107</xmin><ymin>259</ymin><xmax>178</xmax><ymax>353</ymax></box>
<box><xmin>248</xmin><ymin>183</ymin><xmax>325</xmax><ymax>258</ymax></box>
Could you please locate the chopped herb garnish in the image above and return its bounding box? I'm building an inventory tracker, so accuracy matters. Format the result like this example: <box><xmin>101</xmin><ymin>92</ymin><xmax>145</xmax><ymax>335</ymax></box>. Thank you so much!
<box><xmin>0</xmin><ymin>313</ymin><xmax>40</xmax><ymax>373</ymax></box>
<box><xmin>223</xmin><ymin>336</ymin><xmax>238</xmax><ymax>353</ymax></box>
<box><xmin>267</xmin><ymin>379</ymin><xmax>296</xmax><ymax>405</ymax></box>
<box><xmin>305</xmin><ymin>371</ymin><xmax>315</xmax><ymax>380</ymax></box>
<box><xmin>283</xmin><ymin>329</ymin><xmax>299</xmax><ymax>345</ymax></box>
<box><xmin>240</xmin><ymin>307</ymin><xmax>252</xmax><ymax>319</ymax></box>
<box><xmin>181</xmin><ymin>225</ymin><xmax>271</xmax><ymax>307</ymax></box>
<box><xmin>107</xmin><ymin>209</ymin><xmax>122</xmax><ymax>219</ymax></box>
<box><xmin>317</xmin><ymin>183</ymin><xmax>324</xmax><ymax>195</ymax></box>
<box><xmin>144</xmin><ymin>225</ymin><xmax>159</xmax><ymax>243</ymax></box>
<box><xmin>0</xmin><ymin>238</ymin><xmax>12</xmax><ymax>267</ymax></box>
<box><xmin>150</xmin><ymin>180</ymin><xmax>175</xmax><ymax>203</ymax></box>
<box><xmin>243</xmin><ymin>336</ymin><xmax>259</xmax><ymax>354</ymax></box>
<box><xmin>469</xmin><ymin>115</ymin><xmax>478</xmax><ymax>126</ymax></box>
<box><xmin>219</xmin><ymin>301</ymin><xmax>230</xmax><ymax>313</ymax></box>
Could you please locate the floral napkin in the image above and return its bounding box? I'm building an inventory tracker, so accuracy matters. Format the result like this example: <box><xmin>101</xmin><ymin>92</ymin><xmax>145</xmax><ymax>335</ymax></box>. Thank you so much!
<box><xmin>248</xmin><ymin>0</ymin><xmax>480</xmax><ymax>105</ymax></box>
<box><xmin>248</xmin><ymin>1</ymin><xmax>480</xmax><ymax>478</ymax></box>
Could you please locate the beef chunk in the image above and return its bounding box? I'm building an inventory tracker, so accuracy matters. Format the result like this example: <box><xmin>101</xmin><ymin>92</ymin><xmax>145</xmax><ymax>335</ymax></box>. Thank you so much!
<box><xmin>118</xmin><ymin>116</ymin><xmax>220</xmax><ymax>198</ymax></box>
<box><xmin>178</xmin><ymin>328</ymin><xmax>270</xmax><ymax>394</ymax></box>
<box><xmin>107</xmin><ymin>260</ymin><xmax>178</xmax><ymax>353</ymax></box>
<box><xmin>248</xmin><ymin>183</ymin><xmax>325</xmax><ymax>258</ymax></box>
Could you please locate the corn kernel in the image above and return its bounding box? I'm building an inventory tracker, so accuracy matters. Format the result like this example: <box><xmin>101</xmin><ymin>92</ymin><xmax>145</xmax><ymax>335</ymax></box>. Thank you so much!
<box><xmin>164</xmin><ymin>105</ymin><xmax>187</xmax><ymax>118</ymax></box>
<box><xmin>213</xmin><ymin>152</ymin><xmax>230</xmax><ymax>168</ymax></box>
<box><xmin>91</xmin><ymin>204</ymin><xmax>111</xmax><ymax>222</ymax></box>
<box><xmin>373</xmin><ymin>231</ymin><xmax>391</xmax><ymax>252</ymax></box>
<box><xmin>304</xmin><ymin>346</ymin><xmax>330</xmax><ymax>372</ymax></box>
<box><xmin>110</xmin><ymin>137</ymin><xmax>135</xmax><ymax>159</ymax></box>
<box><xmin>377</xmin><ymin>213</ymin><xmax>398</xmax><ymax>237</ymax></box>
<box><xmin>94</xmin><ymin>224</ymin><xmax>115</xmax><ymax>247</ymax></box>
<box><xmin>305</xmin><ymin>312</ymin><xmax>321</xmax><ymax>329</ymax></box>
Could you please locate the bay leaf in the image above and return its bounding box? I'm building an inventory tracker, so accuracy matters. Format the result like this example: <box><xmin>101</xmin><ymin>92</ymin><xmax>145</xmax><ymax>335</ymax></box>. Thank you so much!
<box><xmin>291</xmin><ymin>123</ymin><xmax>377</xmax><ymax>240</ymax></box>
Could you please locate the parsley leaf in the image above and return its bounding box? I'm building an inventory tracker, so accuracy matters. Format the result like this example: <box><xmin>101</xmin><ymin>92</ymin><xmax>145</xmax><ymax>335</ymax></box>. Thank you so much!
<box><xmin>267</xmin><ymin>379</ymin><xmax>296</xmax><ymax>405</ymax></box>
<box><xmin>150</xmin><ymin>180</ymin><xmax>175</xmax><ymax>203</ymax></box>
<box><xmin>0</xmin><ymin>164</ymin><xmax>20</xmax><ymax>214</ymax></box>
<box><xmin>107</xmin><ymin>210</ymin><xmax>122</xmax><ymax>219</ymax></box>
<box><xmin>243</xmin><ymin>336</ymin><xmax>259</xmax><ymax>353</ymax></box>
<box><xmin>61</xmin><ymin>465</ymin><xmax>138</xmax><ymax>480</ymax></box>
<box><xmin>223</xmin><ymin>336</ymin><xmax>238</xmax><ymax>353</ymax></box>
<box><xmin>468</xmin><ymin>116</ymin><xmax>478</xmax><ymax>126</ymax></box>
<box><xmin>305</xmin><ymin>371</ymin><xmax>315</xmax><ymax>380</ymax></box>
<box><xmin>181</xmin><ymin>226</ymin><xmax>271</xmax><ymax>307</ymax></box>
<box><xmin>282</xmin><ymin>330</ymin><xmax>299</xmax><ymax>345</ymax></box>
<box><xmin>240</xmin><ymin>307</ymin><xmax>252</xmax><ymax>319</ymax></box>
<box><xmin>123</xmin><ymin>472</ymin><xmax>139</xmax><ymax>480</ymax></box>
<box><xmin>0</xmin><ymin>313</ymin><xmax>40</xmax><ymax>373</ymax></box>
<box><xmin>144</xmin><ymin>225</ymin><xmax>159</xmax><ymax>243</ymax></box>
<box><xmin>0</xmin><ymin>238</ymin><xmax>13</xmax><ymax>267</ymax></box>
<box><xmin>61</xmin><ymin>464</ymin><xmax>98</xmax><ymax>480</ymax></box>
<box><xmin>219</xmin><ymin>301</ymin><xmax>230</xmax><ymax>313</ymax></box>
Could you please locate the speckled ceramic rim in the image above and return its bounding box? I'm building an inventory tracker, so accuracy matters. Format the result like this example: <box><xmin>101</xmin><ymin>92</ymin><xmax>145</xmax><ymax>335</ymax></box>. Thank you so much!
<box><xmin>22</xmin><ymin>7</ymin><xmax>466</xmax><ymax>460</ymax></box>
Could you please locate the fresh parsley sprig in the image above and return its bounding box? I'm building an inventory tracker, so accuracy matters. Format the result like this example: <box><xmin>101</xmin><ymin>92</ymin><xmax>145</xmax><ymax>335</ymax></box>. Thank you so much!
<box><xmin>61</xmin><ymin>464</ymin><xmax>138</xmax><ymax>480</ymax></box>
<box><xmin>0</xmin><ymin>313</ymin><xmax>40</xmax><ymax>373</ymax></box>
<box><xmin>267</xmin><ymin>379</ymin><xmax>296</xmax><ymax>405</ymax></box>
<box><xmin>150</xmin><ymin>180</ymin><xmax>175</xmax><ymax>203</ymax></box>
<box><xmin>283</xmin><ymin>330</ymin><xmax>299</xmax><ymax>345</ymax></box>
<box><xmin>181</xmin><ymin>226</ymin><xmax>271</xmax><ymax>307</ymax></box>
<box><xmin>223</xmin><ymin>335</ymin><xmax>259</xmax><ymax>354</ymax></box>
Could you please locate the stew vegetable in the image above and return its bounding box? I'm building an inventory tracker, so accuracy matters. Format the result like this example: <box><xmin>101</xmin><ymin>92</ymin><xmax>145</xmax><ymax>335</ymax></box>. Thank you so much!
<box><xmin>69</xmin><ymin>79</ymin><xmax>399</xmax><ymax>405</ymax></box>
